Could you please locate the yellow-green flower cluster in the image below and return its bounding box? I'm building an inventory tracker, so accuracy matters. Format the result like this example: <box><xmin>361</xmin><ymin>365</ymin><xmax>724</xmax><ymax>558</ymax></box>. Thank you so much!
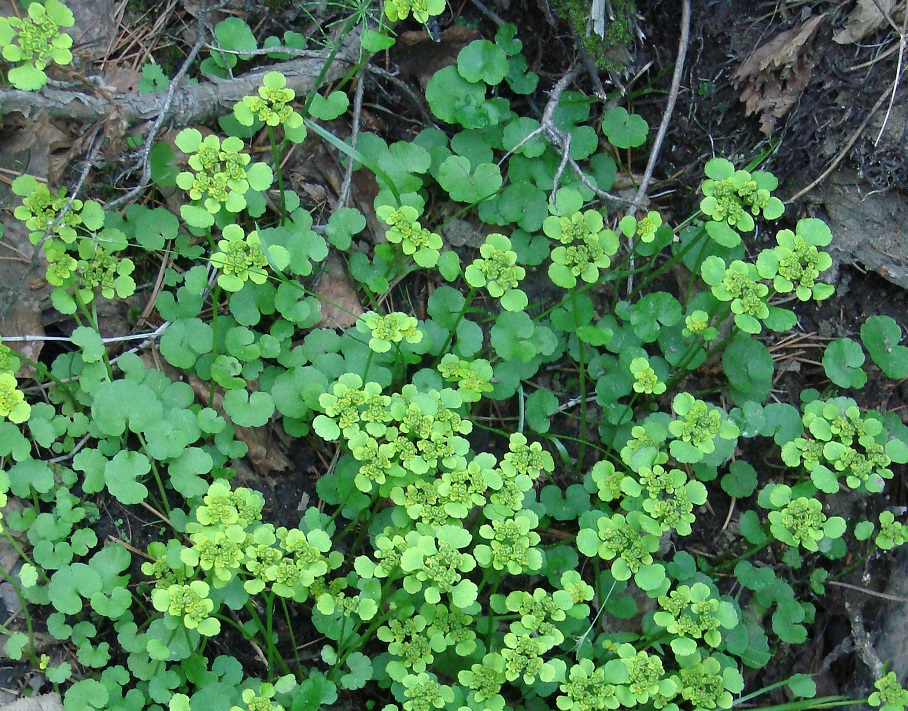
<box><xmin>175</xmin><ymin>129</ymin><xmax>273</xmax><ymax>220</ymax></box>
<box><xmin>234</xmin><ymin>71</ymin><xmax>307</xmax><ymax>143</ymax></box>
<box><xmin>376</xmin><ymin>204</ymin><xmax>444</xmax><ymax>268</ymax></box>
<box><xmin>870</xmin><ymin>672</ymin><xmax>908</xmax><ymax>711</ymax></box>
<box><xmin>359</xmin><ymin>311</ymin><xmax>423</xmax><ymax>353</ymax></box>
<box><xmin>384</xmin><ymin>0</ymin><xmax>446</xmax><ymax>23</ymax></box>
<box><xmin>315</xmin><ymin>376</ymin><xmax>473</xmax><ymax>495</ymax></box>
<box><xmin>0</xmin><ymin>373</ymin><xmax>30</xmax><ymax>424</ymax></box>
<box><xmin>682</xmin><ymin>310</ymin><xmax>718</xmax><ymax>341</ymax></box>
<box><xmin>150</xmin><ymin>580</ymin><xmax>219</xmax><ymax>636</ymax></box>
<box><xmin>0</xmin><ymin>0</ymin><xmax>75</xmax><ymax>90</ymax></box>
<box><xmin>209</xmin><ymin>224</ymin><xmax>271</xmax><ymax>292</ymax></box>
<box><xmin>464</xmin><ymin>233</ymin><xmax>527</xmax><ymax>311</ymax></box>
<box><xmin>543</xmin><ymin>208</ymin><xmax>619</xmax><ymax>289</ymax></box>
<box><xmin>630</xmin><ymin>356</ymin><xmax>665</xmax><ymax>395</ymax></box>
<box><xmin>231</xmin><ymin>683</ymin><xmax>285</xmax><ymax>711</ymax></box>
<box><xmin>12</xmin><ymin>175</ymin><xmax>83</xmax><ymax>244</ymax></box>
<box><xmin>437</xmin><ymin>354</ymin><xmax>494</xmax><ymax>402</ymax></box>
<box><xmin>0</xmin><ymin>340</ymin><xmax>21</xmax><ymax>376</ymax></box>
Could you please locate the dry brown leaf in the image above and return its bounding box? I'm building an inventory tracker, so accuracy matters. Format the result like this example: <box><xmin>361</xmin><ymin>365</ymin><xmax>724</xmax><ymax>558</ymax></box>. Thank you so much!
<box><xmin>183</xmin><ymin>375</ymin><xmax>291</xmax><ymax>476</ymax></box>
<box><xmin>137</xmin><ymin>354</ymin><xmax>291</xmax><ymax>476</ymax></box>
<box><xmin>102</xmin><ymin>65</ymin><xmax>143</xmax><ymax>94</ymax></box>
<box><xmin>316</xmin><ymin>253</ymin><xmax>364</xmax><ymax>330</ymax></box>
<box><xmin>0</xmin><ymin>119</ymin><xmax>62</xmax><ymax>360</ymax></box>
<box><xmin>735</xmin><ymin>14</ymin><xmax>826</xmax><ymax>134</ymax></box>
<box><xmin>66</xmin><ymin>0</ymin><xmax>117</xmax><ymax>59</ymax></box>
<box><xmin>0</xmin><ymin>693</ymin><xmax>64</xmax><ymax>711</ymax></box>
<box><xmin>393</xmin><ymin>26</ymin><xmax>481</xmax><ymax>89</ymax></box>
<box><xmin>834</xmin><ymin>0</ymin><xmax>905</xmax><ymax>44</ymax></box>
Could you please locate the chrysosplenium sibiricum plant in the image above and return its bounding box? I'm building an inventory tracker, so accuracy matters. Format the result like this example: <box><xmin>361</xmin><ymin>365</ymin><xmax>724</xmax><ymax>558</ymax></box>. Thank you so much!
<box><xmin>3</xmin><ymin>9</ymin><xmax>908</xmax><ymax>711</ymax></box>
<box><xmin>0</xmin><ymin>0</ymin><xmax>74</xmax><ymax>90</ymax></box>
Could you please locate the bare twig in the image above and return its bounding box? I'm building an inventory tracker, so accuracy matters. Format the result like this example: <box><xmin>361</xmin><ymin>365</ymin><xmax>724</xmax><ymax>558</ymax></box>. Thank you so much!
<box><xmin>0</xmin><ymin>43</ymin><xmax>358</xmax><ymax>128</ymax></box>
<box><xmin>628</xmin><ymin>0</ymin><xmax>691</xmax><ymax>217</ymax></box>
<box><xmin>1</xmin><ymin>329</ymin><xmax>168</xmax><ymax>345</ymax></box>
<box><xmin>338</xmin><ymin>75</ymin><xmax>365</xmax><ymax>209</ymax></box>
<box><xmin>107</xmin><ymin>1</ymin><xmax>210</xmax><ymax>209</ymax></box>
<box><xmin>787</xmin><ymin>78</ymin><xmax>896</xmax><ymax>204</ymax></box>
<box><xmin>467</xmin><ymin>0</ymin><xmax>506</xmax><ymax>26</ymax></box>
<box><xmin>551</xmin><ymin>133</ymin><xmax>572</xmax><ymax>199</ymax></box>
<box><xmin>846</xmin><ymin>601</ymin><xmax>885</xmax><ymax>678</ymax></box>
<box><xmin>874</xmin><ymin>3</ymin><xmax>908</xmax><ymax>146</ymax></box>
<box><xmin>365</xmin><ymin>64</ymin><xmax>437</xmax><ymax>125</ymax></box>
<box><xmin>500</xmin><ymin>68</ymin><xmax>637</xmax><ymax>210</ymax></box>
<box><xmin>831</xmin><ymin>580</ymin><xmax>908</xmax><ymax>604</ymax></box>
<box><xmin>867</xmin><ymin>0</ymin><xmax>902</xmax><ymax>34</ymax></box>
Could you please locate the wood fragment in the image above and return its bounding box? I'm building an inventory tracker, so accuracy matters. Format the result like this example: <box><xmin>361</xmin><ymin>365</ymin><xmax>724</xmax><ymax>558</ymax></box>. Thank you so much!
<box><xmin>735</xmin><ymin>15</ymin><xmax>826</xmax><ymax>134</ymax></box>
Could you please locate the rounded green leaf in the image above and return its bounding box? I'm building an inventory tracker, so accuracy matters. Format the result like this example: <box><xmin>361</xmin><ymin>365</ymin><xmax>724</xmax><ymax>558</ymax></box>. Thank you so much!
<box><xmin>223</xmin><ymin>390</ymin><xmax>275</xmax><ymax>427</ymax></box>
<box><xmin>602</xmin><ymin>107</ymin><xmax>648</xmax><ymax>148</ymax></box>
<box><xmin>862</xmin><ymin>315</ymin><xmax>908</xmax><ymax>379</ymax></box>
<box><xmin>309</xmin><ymin>91</ymin><xmax>350</xmax><ymax>121</ymax></box>
<box><xmin>457</xmin><ymin>39</ymin><xmax>509</xmax><ymax>85</ymax></box>
<box><xmin>823</xmin><ymin>338</ymin><xmax>867</xmax><ymax>389</ymax></box>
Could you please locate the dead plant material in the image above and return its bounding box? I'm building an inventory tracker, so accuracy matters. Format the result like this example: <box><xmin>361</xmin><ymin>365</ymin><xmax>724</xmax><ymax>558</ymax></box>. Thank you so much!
<box><xmin>138</xmin><ymin>354</ymin><xmax>291</xmax><ymax>476</ymax></box>
<box><xmin>834</xmin><ymin>0</ymin><xmax>906</xmax><ymax>44</ymax></box>
<box><xmin>735</xmin><ymin>14</ymin><xmax>826</xmax><ymax>134</ymax></box>
<box><xmin>185</xmin><ymin>375</ymin><xmax>291</xmax><ymax>476</ymax></box>
<box><xmin>392</xmin><ymin>26</ymin><xmax>480</xmax><ymax>89</ymax></box>
<box><xmin>315</xmin><ymin>252</ymin><xmax>364</xmax><ymax>330</ymax></box>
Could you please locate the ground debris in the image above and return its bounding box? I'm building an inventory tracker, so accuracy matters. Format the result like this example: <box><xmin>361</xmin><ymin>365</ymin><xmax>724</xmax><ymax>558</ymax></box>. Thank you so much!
<box><xmin>834</xmin><ymin>0</ymin><xmax>905</xmax><ymax>44</ymax></box>
<box><xmin>734</xmin><ymin>14</ymin><xmax>825</xmax><ymax>134</ymax></box>
<box><xmin>0</xmin><ymin>694</ymin><xmax>64</xmax><ymax>711</ymax></box>
<box><xmin>315</xmin><ymin>253</ymin><xmax>364</xmax><ymax>330</ymax></box>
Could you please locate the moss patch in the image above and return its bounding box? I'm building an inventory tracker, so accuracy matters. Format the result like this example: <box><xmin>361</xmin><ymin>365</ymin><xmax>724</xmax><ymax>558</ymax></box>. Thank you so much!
<box><xmin>554</xmin><ymin>0</ymin><xmax>636</xmax><ymax>72</ymax></box>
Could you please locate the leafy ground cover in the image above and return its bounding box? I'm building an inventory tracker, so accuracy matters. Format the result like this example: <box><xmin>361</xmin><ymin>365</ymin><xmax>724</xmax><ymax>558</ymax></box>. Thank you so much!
<box><xmin>0</xmin><ymin>1</ymin><xmax>907</xmax><ymax>710</ymax></box>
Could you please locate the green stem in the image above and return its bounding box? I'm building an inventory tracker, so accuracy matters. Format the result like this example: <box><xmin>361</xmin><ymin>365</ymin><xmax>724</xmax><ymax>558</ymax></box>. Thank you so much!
<box><xmin>332</xmin><ymin>575</ymin><xmax>401</xmax><ymax>677</ymax></box>
<box><xmin>137</xmin><ymin>433</ymin><xmax>172</xmax><ymax>519</ymax></box>
<box><xmin>484</xmin><ymin>574</ymin><xmax>502</xmax><ymax>650</ymax></box>
<box><xmin>335</xmin><ymin>490</ymin><xmax>381</xmax><ymax>543</ymax></box>
<box><xmin>90</xmin><ymin>298</ymin><xmax>114</xmax><ymax>380</ymax></box>
<box><xmin>432</xmin><ymin>287</ymin><xmax>477</xmax><ymax>367</ymax></box>
<box><xmin>0</xmin><ymin>565</ymin><xmax>38</xmax><ymax>666</ymax></box>
<box><xmin>266</xmin><ymin>592</ymin><xmax>276</xmax><ymax>680</ymax></box>
<box><xmin>280</xmin><ymin>597</ymin><xmax>302</xmax><ymax>676</ymax></box>
<box><xmin>9</xmin><ymin>351</ymin><xmax>76</xmax><ymax>405</ymax></box>
<box><xmin>714</xmin><ymin>537</ymin><xmax>772</xmax><ymax>573</ymax></box>
<box><xmin>208</xmin><ymin>282</ymin><xmax>222</xmax><ymax>405</ymax></box>
<box><xmin>663</xmin><ymin>305</ymin><xmax>735</xmax><ymax>391</ymax></box>
<box><xmin>268</xmin><ymin>126</ymin><xmax>287</xmax><ymax>224</ymax></box>
<box><xmin>243</xmin><ymin>600</ymin><xmax>291</xmax><ymax>676</ymax></box>
<box><xmin>629</xmin><ymin>224</ymin><xmax>708</xmax><ymax>301</ymax></box>
<box><xmin>362</xmin><ymin>350</ymin><xmax>374</xmax><ymax>383</ymax></box>
<box><xmin>2</xmin><ymin>532</ymin><xmax>48</xmax><ymax>585</ymax></box>
<box><xmin>570</xmin><ymin>288</ymin><xmax>588</xmax><ymax>473</ymax></box>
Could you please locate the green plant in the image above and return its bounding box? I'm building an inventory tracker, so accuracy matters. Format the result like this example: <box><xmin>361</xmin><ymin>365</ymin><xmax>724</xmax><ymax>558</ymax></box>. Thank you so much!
<box><xmin>0</xmin><ymin>0</ymin><xmax>75</xmax><ymax>90</ymax></box>
<box><xmin>1</xmin><ymin>12</ymin><xmax>907</xmax><ymax>711</ymax></box>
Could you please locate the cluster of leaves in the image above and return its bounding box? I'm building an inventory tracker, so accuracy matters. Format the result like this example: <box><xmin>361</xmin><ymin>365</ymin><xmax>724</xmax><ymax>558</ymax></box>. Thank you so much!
<box><xmin>11</xmin><ymin>175</ymin><xmax>137</xmax><ymax>315</ymax></box>
<box><xmin>0</xmin><ymin>0</ymin><xmax>74</xmax><ymax>90</ymax></box>
<box><xmin>2</xmin><ymin>7</ymin><xmax>908</xmax><ymax>711</ymax></box>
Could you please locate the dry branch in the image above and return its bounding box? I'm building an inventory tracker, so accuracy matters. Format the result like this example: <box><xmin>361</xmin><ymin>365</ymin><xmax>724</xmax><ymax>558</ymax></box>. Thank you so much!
<box><xmin>0</xmin><ymin>50</ymin><xmax>357</xmax><ymax>128</ymax></box>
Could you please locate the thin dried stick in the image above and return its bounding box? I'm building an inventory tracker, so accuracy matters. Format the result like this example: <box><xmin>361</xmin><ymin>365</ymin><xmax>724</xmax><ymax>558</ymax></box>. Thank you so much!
<box><xmin>787</xmin><ymin>78</ymin><xmax>895</xmax><ymax>204</ymax></box>
<box><xmin>628</xmin><ymin>0</ymin><xmax>691</xmax><ymax>217</ymax></box>
<box><xmin>337</xmin><ymin>75</ymin><xmax>365</xmax><ymax>208</ymax></box>
<box><xmin>874</xmin><ymin>3</ymin><xmax>908</xmax><ymax>146</ymax></box>
<box><xmin>107</xmin><ymin>1</ymin><xmax>209</xmax><ymax>210</ymax></box>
